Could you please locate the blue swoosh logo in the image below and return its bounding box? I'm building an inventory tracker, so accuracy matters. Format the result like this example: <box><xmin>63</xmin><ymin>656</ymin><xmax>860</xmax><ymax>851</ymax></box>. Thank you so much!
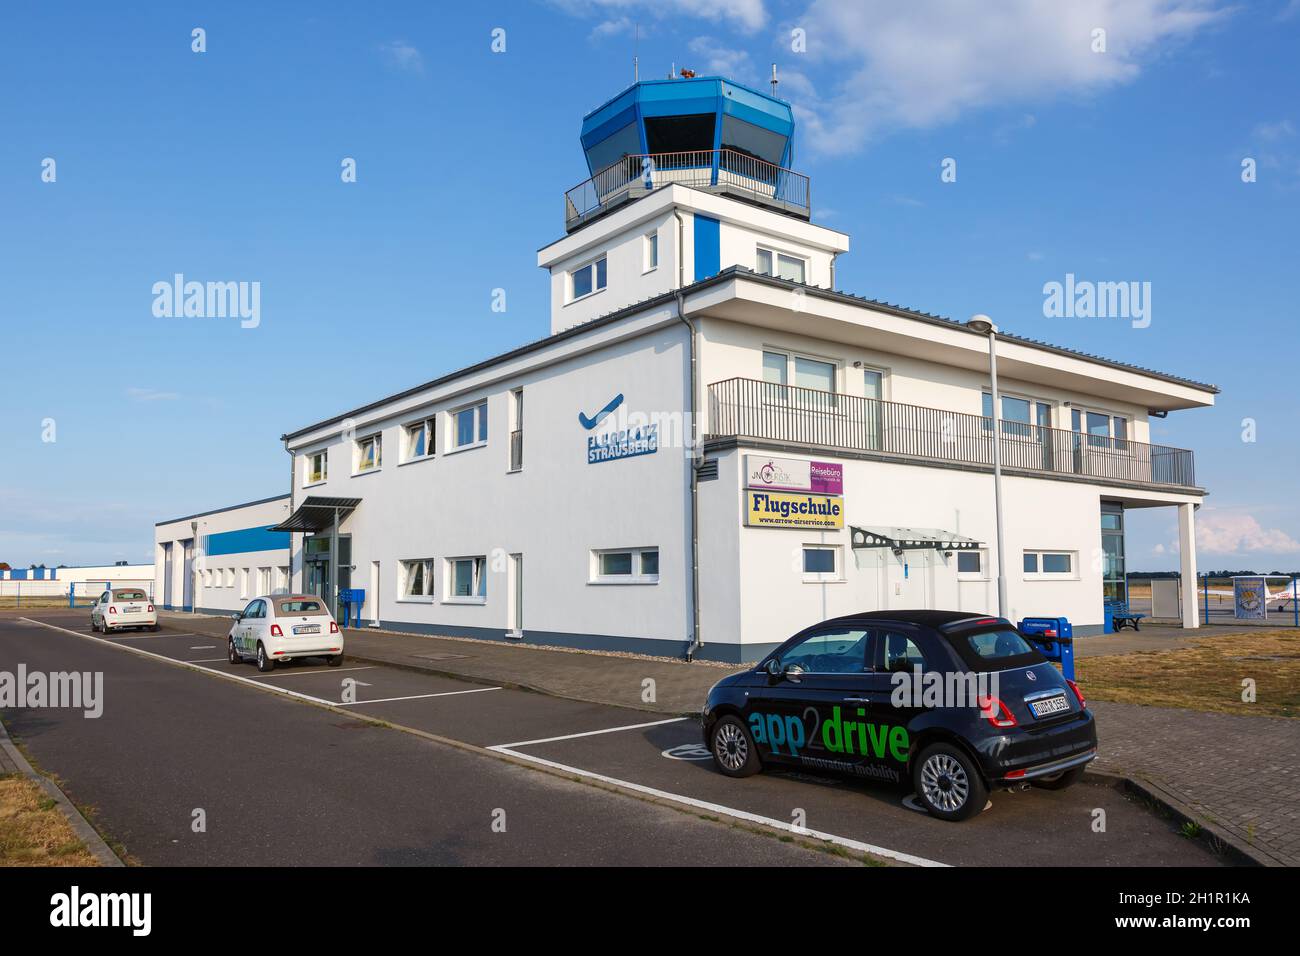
<box><xmin>578</xmin><ymin>393</ymin><xmax>624</xmax><ymax>430</ymax></box>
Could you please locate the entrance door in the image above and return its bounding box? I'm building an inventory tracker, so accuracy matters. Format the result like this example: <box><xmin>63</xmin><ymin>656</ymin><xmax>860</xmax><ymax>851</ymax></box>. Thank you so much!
<box><xmin>162</xmin><ymin>543</ymin><xmax>173</xmax><ymax>609</ymax></box>
<box><xmin>182</xmin><ymin>539</ymin><xmax>194</xmax><ymax>611</ymax></box>
<box><xmin>892</xmin><ymin>553</ymin><xmax>931</xmax><ymax>610</ymax></box>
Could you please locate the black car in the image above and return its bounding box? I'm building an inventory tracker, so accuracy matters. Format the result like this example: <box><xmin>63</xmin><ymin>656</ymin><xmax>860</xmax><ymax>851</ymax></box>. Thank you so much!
<box><xmin>701</xmin><ymin>610</ymin><xmax>1097</xmax><ymax>821</ymax></box>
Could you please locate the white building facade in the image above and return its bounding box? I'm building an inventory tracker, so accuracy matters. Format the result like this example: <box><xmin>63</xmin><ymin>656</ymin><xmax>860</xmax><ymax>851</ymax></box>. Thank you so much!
<box><xmin>154</xmin><ymin>495</ymin><xmax>292</xmax><ymax>614</ymax></box>
<box><xmin>163</xmin><ymin>76</ymin><xmax>1217</xmax><ymax>661</ymax></box>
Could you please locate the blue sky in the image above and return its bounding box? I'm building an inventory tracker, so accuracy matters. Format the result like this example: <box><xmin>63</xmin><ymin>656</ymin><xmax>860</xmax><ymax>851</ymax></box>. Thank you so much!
<box><xmin>1</xmin><ymin>0</ymin><xmax>1297</xmax><ymax>571</ymax></box>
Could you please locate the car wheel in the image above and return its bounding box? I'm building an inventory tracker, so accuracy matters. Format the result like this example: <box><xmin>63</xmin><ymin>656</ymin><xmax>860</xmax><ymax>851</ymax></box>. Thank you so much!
<box><xmin>1031</xmin><ymin>766</ymin><xmax>1086</xmax><ymax>791</ymax></box>
<box><xmin>327</xmin><ymin>654</ymin><xmax>343</xmax><ymax>667</ymax></box>
<box><xmin>90</xmin><ymin>618</ymin><xmax>98</xmax><ymax>633</ymax></box>
<box><xmin>914</xmin><ymin>743</ymin><xmax>988</xmax><ymax>822</ymax></box>
<box><xmin>709</xmin><ymin>715</ymin><xmax>761</xmax><ymax>778</ymax></box>
<box><xmin>256</xmin><ymin>642</ymin><xmax>275</xmax><ymax>673</ymax></box>
<box><xmin>228</xmin><ymin>638</ymin><xmax>241</xmax><ymax>665</ymax></box>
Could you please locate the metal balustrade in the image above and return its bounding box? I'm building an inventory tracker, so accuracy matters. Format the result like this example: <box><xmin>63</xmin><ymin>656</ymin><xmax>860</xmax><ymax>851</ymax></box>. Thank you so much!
<box><xmin>707</xmin><ymin>377</ymin><xmax>1197</xmax><ymax>489</ymax></box>
<box><xmin>564</xmin><ymin>149</ymin><xmax>811</xmax><ymax>230</ymax></box>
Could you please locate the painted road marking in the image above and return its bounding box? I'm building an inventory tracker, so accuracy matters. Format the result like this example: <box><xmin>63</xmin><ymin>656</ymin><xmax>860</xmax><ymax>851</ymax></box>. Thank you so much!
<box><xmin>491</xmin><ymin>743</ymin><xmax>948</xmax><ymax>868</ymax></box>
<box><xmin>188</xmin><ymin>658</ymin><xmax>228</xmax><ymax>663</ymax></box>
<box><xmin>341</xmin><ymin>687</ymin><xmax>502</xmax><ymax>706</ymax></box>
<box><xmin>493</xmin><ymin>717</ymin><xmax>688</xmax><ymax>750</ymax></box>
<box><xmin>489</xmin><ymin>718</ymin><xmax>949</xmax><ymax>869</ymax></box>
<box><xmin>265</xmin><ymin>666</ymin><xmax>375</xmax><ymax>678</ymax></box>
<box><xmin>190</xmin><ymin>645</ymin><xmax>213</xmax><ymax>649</ymax></box>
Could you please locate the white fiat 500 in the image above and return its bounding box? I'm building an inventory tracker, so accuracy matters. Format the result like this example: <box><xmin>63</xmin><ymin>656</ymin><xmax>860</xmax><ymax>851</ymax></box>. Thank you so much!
<box><xmin>227</xmin><ymin>595</ymin><xmax>344</xmax><ymax>672</ymax></box>
<box><xmin>91</xmin><ymin>588</ymin><xmax>158</xmax><ymax>633</ymax></box>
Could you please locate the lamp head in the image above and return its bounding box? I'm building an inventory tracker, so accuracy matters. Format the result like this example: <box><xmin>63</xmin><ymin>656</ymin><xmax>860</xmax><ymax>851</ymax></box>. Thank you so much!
<box><xmin>966</xmin><ymin>314</ymin><xmax>997</xmax><ymax>334</ymax></box>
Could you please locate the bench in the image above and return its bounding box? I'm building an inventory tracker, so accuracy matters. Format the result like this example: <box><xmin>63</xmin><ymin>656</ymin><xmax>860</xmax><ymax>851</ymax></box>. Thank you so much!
<box><xmin>1110</xmin><ymin>605</ymin><xmax>1147</xmax><ymax>631</ymax></box>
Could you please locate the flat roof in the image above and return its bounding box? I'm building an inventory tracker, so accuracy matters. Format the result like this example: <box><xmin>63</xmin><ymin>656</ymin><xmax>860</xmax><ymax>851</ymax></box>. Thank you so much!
<box><xmin>155</xmin><ymin>493</ymin><xmax>291</xmax><ymax>528</ymax></box>
<box><xmin>282</xmin><ymin>267</ymin><xmax>1218</xmax><ymax>442</ymax></box>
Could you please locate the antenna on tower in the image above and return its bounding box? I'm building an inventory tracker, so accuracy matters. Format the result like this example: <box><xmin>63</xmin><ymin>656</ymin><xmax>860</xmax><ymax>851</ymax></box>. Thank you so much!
<box><xmin>633</xmin><ymin>23</ymin><xmax>639</xmax><ymax>83</ymax></box>
<box><xmin>771</xmin><ymin>63</ymin><xmax>779</xmax><ymax>96</ymax></box>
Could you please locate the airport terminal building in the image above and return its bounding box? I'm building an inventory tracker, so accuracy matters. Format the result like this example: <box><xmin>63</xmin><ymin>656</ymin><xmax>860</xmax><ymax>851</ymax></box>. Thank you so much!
<box><xmin>154</xmin><ymin>76</ymin><xmax>1216</xmax><ymax>661</ymax></box>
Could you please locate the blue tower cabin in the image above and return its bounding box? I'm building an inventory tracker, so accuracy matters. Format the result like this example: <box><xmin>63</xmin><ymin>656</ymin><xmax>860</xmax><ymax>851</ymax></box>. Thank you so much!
<box><xmin>565</xmin><ymin>75</ymin><xmax>809</xmax><ymax>231</ymax></box>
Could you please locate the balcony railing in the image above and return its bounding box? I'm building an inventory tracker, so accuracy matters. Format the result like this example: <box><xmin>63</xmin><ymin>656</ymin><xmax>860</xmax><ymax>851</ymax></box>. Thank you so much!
<box><xmin>708</xmin><ymin>377</ymin><xmax>1197</xmax><ymax>490</ymax></box>
<box><xmin>564</xmin><ymin>149</ymin><xmax>811</xmax><ymax>231</ymax></box>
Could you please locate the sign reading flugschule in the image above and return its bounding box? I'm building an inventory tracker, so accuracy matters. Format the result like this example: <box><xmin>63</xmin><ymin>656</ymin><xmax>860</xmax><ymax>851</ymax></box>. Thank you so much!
<box><xmin>745</xmin><ymin>490</ymin><xmax>844</xmax><ymax>529</ymax></box>
<box><xmin>745</xmin><ymin>455</ymin><xmax>843</xmax><ymax>495</ymax></box>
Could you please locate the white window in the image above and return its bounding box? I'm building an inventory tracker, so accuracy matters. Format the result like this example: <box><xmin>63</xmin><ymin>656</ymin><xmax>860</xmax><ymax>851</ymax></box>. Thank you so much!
<box><xmin>451</xmin><ymin>401</ymin><xmax>488</xmax><ymax>451</ymax></box>
<box><xmin>1072</xmin><ymin>407</ymin><xmax>1131</xmax><ymax>450</ymax></box>
<box><xmin>570</xmin><ymin>256</ymin><xmax>607</xmax><ymax>301</ymax></box>
<box><xmin>447</xmin><ymin>557</ymin><xmax>487</xmax><ymax>602</ymax></box>
<box><xmin>508</xmin><ymin>389</ymin><xmax>523</xmax><ymax>472</ymax></box>
<box><xmin>762</xmin><ymin>349</ymin><xmax>837</xmax><ymax>395</ymax></box>
<box><xmin>400</xmin><ymin>559</ymin><xmax>435</xmax><ymax>601</ymax></box>
<box><xmin>643</xmin><ymin>231</ymin><xmax>659</xmax><ymax>272</ymax></box>
<box><xmin>983</xmin><ymin>393</ymin><xmax>1052</xmax><ymax>440</ymax></box>
<box><xmin>239</xmin><ymin>568</ymin><xmax>249</xmax><ymax>599</ymax></box>
<box><xmin>305</xmin><ymin>450</ymin><xmax>327</xmax><ymax>485</ymax></box>
<box><xmin>801</xmin><ymin>546</ymin><xmax>840</xmax><ymax>582</ymax></box>
<box><xmin>276</xmin><ymin>567</ymin><xmax>289</xmax><ymax>592</ymax></box>
<box><xmin>223</xmin><ymin>568</ymin><xmax>234</xmax><ymax>588</ymax></box>
<box><xmin>258</xmin><ymin>567</ymin><xmax>271</xmax><ymax>594</ymax></box>
<box><xmin>1024</xmin><ymin>550</ymin><xmax>1075</xmax><ymax>577</ymax></box>
<box><xmin>956</xmin><ymin>550</ymin><xmax>985</xmax><ymax>577</ymax></box>
<box><xmin>355</xmin><ymin>433</ymin><xmax>382</xmax><ymax>473</ymax></box>
<box><xmin>756</xmin><ymin>246</ymin><xmax>806</xmax><ymax>283</ymax></box>
<box><xmin>590</xmin><ymin>548</ymin><xmax>660</xmax><ymax>584</ymax></box>
<box><xmin>403</xmin><ymin>417</ymin><xmax>435</xmax><ymax>462</ymax></box>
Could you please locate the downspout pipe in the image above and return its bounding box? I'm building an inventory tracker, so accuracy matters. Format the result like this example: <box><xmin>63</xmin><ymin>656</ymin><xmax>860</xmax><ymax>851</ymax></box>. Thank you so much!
<box><xmin>282</xmin><ymin>436</ymin><xmax>296</xmax><ymax>593</ymax></box>
<box><xmin>674</xmin><ymin>209</ymin><xmax>702</xmax><ymax>660</ymax></box>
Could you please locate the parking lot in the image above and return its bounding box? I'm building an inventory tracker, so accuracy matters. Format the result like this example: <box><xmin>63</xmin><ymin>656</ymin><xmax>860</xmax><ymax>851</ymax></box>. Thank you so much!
<box><xmin>3</xmin><ymin>608</ymin><xmax>1227</xmax><ymax>867</ymax></box>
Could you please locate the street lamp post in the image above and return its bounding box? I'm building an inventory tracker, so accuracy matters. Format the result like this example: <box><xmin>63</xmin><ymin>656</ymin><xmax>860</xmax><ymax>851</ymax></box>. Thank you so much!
<box><xmin>967</xmin><ymin>315</ymin><xmax>1008</xmax><ymax>618</ymax></box>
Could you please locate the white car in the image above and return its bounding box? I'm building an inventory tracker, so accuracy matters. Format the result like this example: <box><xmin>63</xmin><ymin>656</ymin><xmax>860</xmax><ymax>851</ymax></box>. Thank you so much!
<box><xmin>227</xmin><ymin>594</ymin><xmax>344</xmax><ymax>672</ymax></box>
<box><xmin>91</xmin><ymin>588</ymin><xmax>158</xmax><ymax>633</ymax></box>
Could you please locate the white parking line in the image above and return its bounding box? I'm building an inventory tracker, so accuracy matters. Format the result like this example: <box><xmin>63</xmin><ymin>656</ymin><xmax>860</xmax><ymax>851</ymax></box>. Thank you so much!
<box><xmin>190</xmin><ymin>645</ymin><xmax>213</xmax><ymax>650</ymax></box>
<box><xmin>341</xmin><ymin>687</ymin><xmax>502</xmax><ymax>706</ymax></box>
<box><xmin>187</xmin><ymin>658</ymin><xmax>229</xmax><ymax>663</ymax></box>
<box><xmin>492</xmin><ymin>744</ymin><xmax>948</xmax><ymax>868</ymax></box>
<box><xmin>492</xmin><ymin>717</ymin><xmax>689</xmax><ymax>750</ymax></box>
<box><xmin>264</xmin><ymin>666</ymin><xmax>375</xmax><ymax>678</ymax></box>
<box><xmin>489</xmin><ymin>718</ymin><xmax>949</xmax><ymax>868</ymax></box>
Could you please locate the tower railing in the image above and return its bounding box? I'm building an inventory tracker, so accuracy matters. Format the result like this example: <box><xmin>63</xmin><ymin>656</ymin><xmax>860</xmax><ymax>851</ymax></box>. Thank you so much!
<box><xmin>564</xmin><ymin>149</ymin><xmax>810</xmax><ymax>230</ymax></box>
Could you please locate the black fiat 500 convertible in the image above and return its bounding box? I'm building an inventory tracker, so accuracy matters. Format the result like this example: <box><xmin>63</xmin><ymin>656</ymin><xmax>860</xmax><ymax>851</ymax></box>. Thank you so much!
<box><xmin>701</xmin><ymin>610</ymin><xmax>1097</xmax><ymax>821</ymax></box>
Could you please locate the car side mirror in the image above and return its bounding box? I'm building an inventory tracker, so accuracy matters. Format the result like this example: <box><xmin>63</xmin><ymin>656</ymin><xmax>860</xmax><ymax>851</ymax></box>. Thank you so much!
<box><xmin>764</xmin><ymin>658</ymin><xmax>782</xmax><ymax>677</ymax></box>
<box><xmin>783</xmin><ymin>662</ymin><xmax>805</xmax><ymax>682</ymax></box>
<box><xmin>231</xmin><ymin>613</ymin><xmax>242</xmax><ymax>621</ymax></box>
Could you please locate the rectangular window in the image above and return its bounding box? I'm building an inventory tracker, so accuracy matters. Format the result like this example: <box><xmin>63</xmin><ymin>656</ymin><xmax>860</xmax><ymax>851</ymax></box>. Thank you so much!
<box><xmin>591</xmin><ymin>548</ymin><xmax>659</xmax><ymax>584</ymax></box>
<box><xmin>570</xmin><ymin>256</ymin><xmax>607</xmax><ymax>301</ymax></box>
<box><xmin>400</xmin><ymin>559</ymin><xmax>435</xmax><ymax>599</ymax></box>
<box><xmin>762</xmin><ymin>350</ymin><xmax>788</xmax><ymax>385</ymax></box>
<box><xmin>644</xmin><ymin>231</ymin><xmax>659</xmax><ymax>271</ymax></box>
<box><xmin>1024</xmin><ymin>550</ymin><xmax>1074</xmax><ymax>576</ymax></box>
<box><xmin>448</xmin><ymin>557</ymin><xmax>486</xmax><ymax>600</ymax></box>
<box><xmin>509</xmin><ymin>389</ymin><xmax>523</xmax><ymax>471</ymax></box>
<box><xmin>756</xmin><ymin>247</ymin><xmax>806</xmax><ymax>283</ymax></box>
<box><xmin>793</xmin><ymin>356</ymin><xmax>835</xmax><ymax>393</ymax></box>
<box><xmin>403</xmin><ymin>418</ymin><xmax>434</xmax><ymax>462</ymax></box>
<box><xmin>452</xmin><ymin>401</ymin><xmax>488</xmax><ymax>450</ymax></box>
<box><xmin>957</xmin><ymin>551</ymin><xmax>982</xmax><ymax>575</ymax></box>
<box><xmin>356</xmin><ymin>433</ymin><xmax>382</xmax><ymax>473</ymax></box>
<box><xmin>756</xmin><ymin>248</ymin><xmax>773</xmax><ymax>275</ymax></box>
<box><xmin>239</xmin><ymin>568</ymin><xmax>249</xmax><ymax>599</ymax></box>
<box><xmin>802</xmin><ymin>546</ymin><xmax>839</xmax><ymax>581</ymax></box>
<box><xmin>306</xmin><ymin>451</ymin><xmax>327</xmax><ymax>484</ymax></box>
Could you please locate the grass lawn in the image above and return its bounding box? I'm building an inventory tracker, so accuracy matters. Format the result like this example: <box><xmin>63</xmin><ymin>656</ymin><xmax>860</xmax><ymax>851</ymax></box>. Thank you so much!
<box><xmin>1076</xmin><ymin>629</ymin><xmax>1300</xmax><ymax>718</ymax></box>
<box><xmin>0</xmin><ymin>773</ymin><xmax>100</xmax><ymax>866</ymax></box>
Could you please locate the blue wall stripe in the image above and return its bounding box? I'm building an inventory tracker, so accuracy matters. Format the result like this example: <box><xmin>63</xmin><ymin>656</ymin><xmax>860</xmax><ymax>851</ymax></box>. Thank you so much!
<box><xmin>205</xmin><ymin>525</ymin><xmax>290</xmax><ymax>558</ymax></box>
<box><xmin>693</xmin><ymin>214</ymin><xmax>721</xmax><ymax>279</ymax></box>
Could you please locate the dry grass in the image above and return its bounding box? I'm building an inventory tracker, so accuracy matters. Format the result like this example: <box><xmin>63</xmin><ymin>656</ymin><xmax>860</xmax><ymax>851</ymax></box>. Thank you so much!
<box><xmin>0</xmin><ymin>596</ymin><xmax>72</xmax><ymax>609</ymax></box>
<box><xmin>1077</xmin><ymin>629</ymin><xmax>1300</xmax><ymax>718</ymax></box>
<box><xmin>0</xmin><ymin>774</ymin><xmax>100</xmax><ymax>866</ymax></box>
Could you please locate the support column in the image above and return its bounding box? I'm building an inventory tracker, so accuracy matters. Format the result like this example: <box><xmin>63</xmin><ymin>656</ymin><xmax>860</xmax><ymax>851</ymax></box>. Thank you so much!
<box><xmin>1178</xmin><ymin>502</ymin><xmax>1199</xmax><ymax>629</ymax></box>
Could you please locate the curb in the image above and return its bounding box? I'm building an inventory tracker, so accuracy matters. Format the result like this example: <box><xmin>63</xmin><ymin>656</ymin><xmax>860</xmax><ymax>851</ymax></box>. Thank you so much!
<box><xmin>1083</xmin><ymin>768</ymin><xmax>1282</xmax><ymax>868</ymax></box>
<box><xmin>0</xmin><ymin>719</ymin><xmax>124</xmax><ymax>867</ymax></box>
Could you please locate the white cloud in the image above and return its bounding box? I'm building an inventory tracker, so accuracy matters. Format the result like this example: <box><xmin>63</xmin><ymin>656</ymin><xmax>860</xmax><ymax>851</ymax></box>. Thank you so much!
<box><xmin>552</xmin><ymin>0</ymin><xmax>767</xmax><ymax>34</ymax></box>
<box><xmin>1252</xmin><ymin>119</ymin><xmax>1296</xmax><ymax>142</ymax></box>
<box><xmin>378</xmin><ymin>40</ymin><xmax>424</xmax><ymax>75</ymax></box>
<box><xmin>126</xmin><ymin>387</ymin><xmax>179</xmax><ymax>402</ymax></box>
<box><xmin>1196</xmin><ymin>509</ymin><xmax>1300</xmax><ymax>555</ymax></box>
<box><xmin>791</xmin><ymin>0</ymin><xmax>1231</xmax><ymax>154</ymax></box>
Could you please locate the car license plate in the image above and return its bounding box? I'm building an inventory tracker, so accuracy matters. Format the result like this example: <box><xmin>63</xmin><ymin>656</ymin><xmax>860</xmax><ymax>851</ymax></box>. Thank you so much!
<box><xmin>124</xmin><ymin>606</ymin><xmax>141</xmax><ymax>613</ymax></box>
<box><xmin>293</xmin><ymin>624</ymin><xmax>320</xmax><ymax>635</ymax></box>
<box><xmin>1028</xmin><ymin>694</ymin><xmax>1070</xmax><ymax>718</ymax></box>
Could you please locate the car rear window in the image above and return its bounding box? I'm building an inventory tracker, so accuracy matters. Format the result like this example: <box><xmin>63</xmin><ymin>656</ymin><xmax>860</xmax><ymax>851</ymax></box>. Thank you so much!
<box><xmin>276</xmin><ymin>599</ymin><xmax>326</xmax><ymax>615</ymax></box>
<box><xmin>945</xmin><ymin>627</ymin><xmax>1044</xmax><ymax>672</ymax></box>
<box><xmin>113</xmin><ymin>589</ymin><xmax>147</xmax><ymax>601</ymax></box>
